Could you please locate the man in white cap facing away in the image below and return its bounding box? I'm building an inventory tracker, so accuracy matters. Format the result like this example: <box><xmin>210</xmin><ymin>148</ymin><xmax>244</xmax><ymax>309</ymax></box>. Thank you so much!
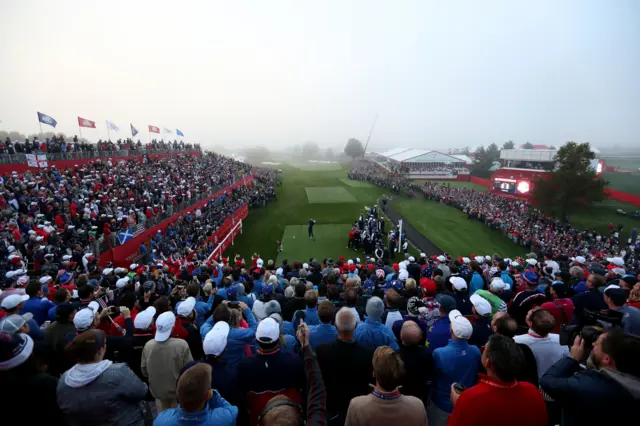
<box><xmin>141</xmin><ymin>311</ymin><xmax>193</xmax><ymax>412</ymax></box>
<box><xmin>468</xmin><ymin>294</ymin><xmax>493</xmax><ymax>348</ymax></box>
<box><xmin>429</xmin><ymin>310</ymin><xmax>480</xmax><ymax>426</ymax></box>
<box><xmin>474</xmin><ymin>278</ymin><xmax>509</xmax><ymax>316</ymax></box>
<box><xmin>118</xmin><ymin>306</ymin><xmax>156</xmax><ymax>382</ymax></box>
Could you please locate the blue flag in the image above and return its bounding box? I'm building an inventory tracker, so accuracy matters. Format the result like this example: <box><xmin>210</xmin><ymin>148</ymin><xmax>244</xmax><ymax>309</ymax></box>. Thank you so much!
<box><xmin>131</xmin><ymin>123</ymin><xmax>139</xmax><ymax>137</ymax></box>
<box><xmin>118</xmin><ymin>229</ymin><xmax>134</xmax><ymax>245</ymax></box>
<box><xmin>176</xmin><ymin>129</ymin><xmax>184</xmax><ymax>137</ymax></box>
<box><xmin>37</xmin><ymin>112</ymin><xmax>57</xmax><ymax>128</ymax></box>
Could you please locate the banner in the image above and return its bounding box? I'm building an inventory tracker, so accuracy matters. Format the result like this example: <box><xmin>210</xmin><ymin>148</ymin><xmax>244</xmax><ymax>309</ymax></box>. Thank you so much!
<box><xmin>78</xmin><ymin>117</ymin><xmax>96</xmax><ymax>128</ymax></box>
<box><xmin>25</xmin><ymin>154</ymin><xmax>38</xmax><ymax>168</ymax></box>
<box><xmin>37</xmin><ymin>154</ymin><xmax>48</xmax><ymax>168</ymax></box>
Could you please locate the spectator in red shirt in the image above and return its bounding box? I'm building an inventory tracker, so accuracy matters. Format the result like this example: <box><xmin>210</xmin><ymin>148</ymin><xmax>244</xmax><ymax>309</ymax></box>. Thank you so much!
<box><xmin>541</xmin><ymin>281</ymin><xmax>574</xmax><ymax>334</ymax></box>
<box><xmin>448</xmin><ymin>334</ymin><xmax>547</xmax><ymax>426</ymax></box>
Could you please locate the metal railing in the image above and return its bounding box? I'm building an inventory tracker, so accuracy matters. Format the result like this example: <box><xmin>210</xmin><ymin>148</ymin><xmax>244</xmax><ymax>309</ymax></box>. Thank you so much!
<box><xmin>0</xmin><ymin>148</ymin><xmax>201</xmax><ymax>165</ymax></box>
<box><xmin>97</xmin><ymin>174</ymin><xmax>248</xmax><ymax>254</ymax></box>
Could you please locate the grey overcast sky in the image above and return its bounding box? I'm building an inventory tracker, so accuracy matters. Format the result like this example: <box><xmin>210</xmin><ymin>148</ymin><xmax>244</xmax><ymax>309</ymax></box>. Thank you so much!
<box><xmin>1</xmin><ymin>0</ymin><xmax>639</xmax><ymax>151</ymax></box>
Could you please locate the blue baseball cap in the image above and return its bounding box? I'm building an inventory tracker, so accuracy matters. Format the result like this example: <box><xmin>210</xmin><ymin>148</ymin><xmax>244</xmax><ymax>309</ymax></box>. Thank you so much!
<box><xmin>263</xmin><ymin>284</ymin><xmax>274</xmax><ymax>295</ymax></box>
<box><xmin>391</xmin><ymin>279</ymin><xmax>404</xmax><ymax>292</ymax></box>
<box><xmin>522</xmin><ymin>271</ymin><xmax>539</xmax><ymax>284</ymax></box>
<box><xmin>227</xmin><ymin>285</ymin><xmax>238</xmax><ymax>299</ymax></box>
<box><xmin>363</xmin><ymin>279</ymin><xmax>374</xmax><ymax>294</ymax></box>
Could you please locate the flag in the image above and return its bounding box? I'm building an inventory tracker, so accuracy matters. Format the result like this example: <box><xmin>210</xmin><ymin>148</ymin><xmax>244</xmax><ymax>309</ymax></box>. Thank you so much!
<box><xmin>106</xmin><ymin>120</ymin><xmax>119</xmax><ymax>132</ymax></box>
<box><xmin>77</xmin><ymin>116</ymin><xmax>96</xmax><ymax>128</ymax></box>
<box><xmin>148</xmin><ymin>125</ymin><xmax>160</xmax><ymax>133</ymax></box>
<box><xmin>176</xmin><ymin>129</ymin><xmax>184</xmax><ymax>137</ymax></box>
<box><xmin>37</xmin><ymin>112</ymin><xmax>57</xmax><ymax>128</ymax></box>
<box><xmin>118</xmin><ymin>229</ymin><xmax>134</xmax><ymax>245</ymax></box>
<box><xmin>163</xmin><ymin>127</ymin><xmax>172</xmax><ymax>134</ymax></box>
<box><xmin>130</xmin><ymin>123</ymin><xmax>138</xmax><ymax>137</ymax></box>
<box><xmin>26</xmin><ymin>154</ymin><xmax>38</xmax><ymax>168</ymax></box>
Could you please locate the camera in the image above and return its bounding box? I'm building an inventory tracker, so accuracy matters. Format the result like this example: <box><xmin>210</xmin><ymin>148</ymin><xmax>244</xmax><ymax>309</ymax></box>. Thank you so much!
<box><xmin>559</xmin><ymin>309</ymin><xmax>624</xmax><ymax>348</ymax></box>
<box><xmin>228</xmin><ymin>302</ymin><xmax>239</xmax><ymax>309</ymax></box>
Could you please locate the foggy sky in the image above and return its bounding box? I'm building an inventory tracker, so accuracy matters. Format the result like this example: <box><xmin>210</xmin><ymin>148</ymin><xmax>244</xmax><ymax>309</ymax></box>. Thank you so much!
<box><xmin>1</xmin><ymin>0</ymin><xmax>639</xmax><ymax>151</ymax></box>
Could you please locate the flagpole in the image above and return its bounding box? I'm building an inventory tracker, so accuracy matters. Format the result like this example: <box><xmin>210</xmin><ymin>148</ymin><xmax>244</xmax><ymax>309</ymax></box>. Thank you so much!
<box><xmin>79</xmin><ymin>124</ymin><xmax>82</xmax><ymax>139</ymax></box>
<box><xmin>107</xmin><ymin>120</ymin><xmax>111</xmax><ymax>142</ymax></box>
<box><xmin>39</xmin><ymin>121</ymin><xmax>44</xmax><ymax>141</ymax></box>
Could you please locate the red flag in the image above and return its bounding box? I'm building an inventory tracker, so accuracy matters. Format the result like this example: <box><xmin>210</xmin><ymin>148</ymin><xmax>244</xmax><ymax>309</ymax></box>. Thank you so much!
<box><xmin>78</xmin><ymin>116</ymin><xmax>96</xmax><ymax>128</ymax></box>
<box><xmin>148</xmin><ymin>125</ymin><xmax>160</xmax><ymax>133</ymax></box>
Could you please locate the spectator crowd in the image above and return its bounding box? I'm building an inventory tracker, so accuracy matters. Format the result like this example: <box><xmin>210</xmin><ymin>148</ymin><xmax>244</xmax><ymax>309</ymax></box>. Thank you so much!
<box><xmin>2</xmin><ymin>217</ymin><xmax>640</xmax><ymax>425</ymax></box>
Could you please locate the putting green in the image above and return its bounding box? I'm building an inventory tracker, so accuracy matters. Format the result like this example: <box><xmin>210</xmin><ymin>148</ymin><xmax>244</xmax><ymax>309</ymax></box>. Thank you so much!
<box><xmin>276</xmin><ymin>224</ymin><xmax>353</xmax><ymax>265</ymax></box>
<box><xmin>339</xmin><ymin>178</ymin><xmax>376</xmax><ymax>188</ymax></box>
<box><xmin>305</xmin><ymin>186</ymin><xmax>358</xmax><ymax>204</ymax></box>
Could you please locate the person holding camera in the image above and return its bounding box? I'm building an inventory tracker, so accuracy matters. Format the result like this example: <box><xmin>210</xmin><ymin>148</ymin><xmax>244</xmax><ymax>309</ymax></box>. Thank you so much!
<box><xmin>540</xmin><ymin>329</ymin><xmax>640</xmax><ymax>425</ymax></box>
<box><xmin>603</xmin><ymin>284</ymin><xmax>640</xmax><ymax>336</ymax></box>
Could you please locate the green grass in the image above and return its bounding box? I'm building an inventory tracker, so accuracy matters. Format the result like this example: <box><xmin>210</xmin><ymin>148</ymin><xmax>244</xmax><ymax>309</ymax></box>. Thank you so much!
<box><xmin>232</xmin><ymin>165</ymin><xmax>389</xmax><ymax>261</ymax></box>
<box><xmin>291</xmin><ymin>161</ymin><xmax>344</xmax><ymax>171</ymax></box>
<box><xmin>275</xmin><ymin>224</ymin><xmax>352</xmax><ymax>265</ymax></box>
<box><xmin>570</xmin><ymin>199</ymin><xmax>639</xmax><ymax>241</ymax></box>
<box><xmin>411</xmin><ymin>180</ymin><xmax>489</xmax><ymax>192</ymax></box>
<box><xmin>392</xmin><ymin>199</ymin><xmax>523</xmax><ymax>258</ymax></box>
<box><xmin>602</xmin><ymin>157</ymin><xmax>640</xmax><ymax>170</ymax></box>
<box><xmin>305</xmin><ymin>186</ymin><xmax>358</xmax><ymax>204</ymax></box>
<box><xmin>603</xmin><ymin>172</ymin><xmax>640</xmax><ymax>196</ymax></box>
<box><xmin>339</xmin><ymin>178</ymin><xmax>376</xmax><ymax>188</ymax></box>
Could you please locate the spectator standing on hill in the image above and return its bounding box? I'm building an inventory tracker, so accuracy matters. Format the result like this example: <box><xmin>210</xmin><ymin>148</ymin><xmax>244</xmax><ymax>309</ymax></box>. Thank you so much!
<box><xmin>428</xmin><ymin>310</ymin><xmax>480</xmax><ymax>426</ymax></box>
<box><xmin>475</xmin><ymin>278</ymin><xmax>508</xmax><ymax>316</ymax></box>
<box><xmin>398</xmin><ymin>321</ymin><xmax>432</xmax><ymax>403</ymax></box>
<box><xmin>21</xmin><ymin>280</ymin><xmax>55</xmax><ymax>326</ymax></box>
<box><xmin>345</xmin><ymin>346</ymin><xmax>427</xmax><ymax>426</ymax></box>
<box><xmin>141</xmin><ymin>311</ymin><xmax>193</xmax><ymax>412</ymax></box>
<box><xmin>154</xmin><ymin>363</ymin><xmax>238</xmax><ymax>426</ymax></box>
<box><xmin>448</xmin><ymin>334</ymin><xmax>548</xmax><ymax>426</ymax></box>
<box><xmin>541</xmin><ymin>329</ymin><xmax>640</xmax><ymax>426</ymax></box>
<box><xmin>509</xmin><ymin>271</ymin><xmax>546</xmax><ymax>327</ymax></box>
<box><xmin>309</xmin><ymin>300</ymin><xmax>338</xmax><ymax>351</ymax></box>
<box><xmin>603</xmin><ymin>284</ymin><xmax>640</xmax><ymax>335</ymax></box>
<box><xmin>425</xmin><ymin>295</ymin><xmax>456</xmax><ymax>351</ymax></box>
<box><xmin>355</xmin><ymin>296</ymin><xmax>399</xmax><ymax>351</ymax></box>
<box><xmin>540</xmin><ymin>280</ymin><xmax>574</xmax><ymax>333</ymax></box>
<box><xmin>571</xmin><ymin>273</ymin><xmax>607</xmax><ymax>326</ymax></box>
<box><xmin>468</xmin><ymin>293</ymin><xmax>493</xmax><ymax>348</ymax></box>
<box><xmin>317</xmin><ymin>307</ymin><xmax>374</xmax><ymax>424</ymax></box>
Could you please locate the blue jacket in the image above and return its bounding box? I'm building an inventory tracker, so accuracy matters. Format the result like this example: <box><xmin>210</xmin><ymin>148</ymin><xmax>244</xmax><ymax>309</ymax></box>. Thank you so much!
<box><xmin>354</xmin><ymin>318</ymin><xmax>399</xmax><ymax>351</ymax></box>
<box><xmin>154</xmin><ymin>390</ymin><xmax>237</xmax><ymax>426</ymax></box>
<box><xmin>291</xmin><ymin>307</ymin><xmax>321</xmax><ymax>330</ymax></box>
<box><xmin>176</xmin><ymin>296</ymin><xmax>213</xmax><ymax>329</ymax></box>
<box><xmin>26</xmin><ymin>318</ymin><xmax>44</xmax><ymax>341</ymax></box>
<box><xmin>308</xmin><ymin>323</ymin><xmax>338</xmax><ymax>351</ymax></box>
<box><xmin>47</xmin><ymin>305</ymin><xmax>58</xmax><ymax>322</ymax></box>
<box><xmin>470</xmin><ymin>272</ymin><xmax>484</xmax><ymax>295</ymax></box>
<box><xmin>253</xmin><ymin>279</ymin><xmax>264</xmax><ymax>296</ymax></box>
<box><xmin>200</xmin><ymin>307</ymin><xmax>257</xmax><ymax>371</ymax></box>
<box><xmin>431</xmin><ymin>340</ymin><xmax>481</xmax><ymax>413</ymax></box>
<box><xmin>425</xmin><ymin>316</ymin><xmax>451</xmax><ymax>351</ymax></box>
<box><xmin>21</xmin><ymin>296</ymin><xmax>55</xmax><ymax>326</ymax></box>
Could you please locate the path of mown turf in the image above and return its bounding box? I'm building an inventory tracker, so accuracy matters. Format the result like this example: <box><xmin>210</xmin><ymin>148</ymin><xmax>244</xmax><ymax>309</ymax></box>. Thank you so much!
<box><xmin>379</xmin><ymin>195</ymin><xmax>444</xmax><ymax>256</ymax></box>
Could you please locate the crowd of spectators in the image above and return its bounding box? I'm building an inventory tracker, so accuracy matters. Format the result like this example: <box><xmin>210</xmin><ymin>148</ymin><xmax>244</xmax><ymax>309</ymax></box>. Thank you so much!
<box><xmin>2</xmin><ymin>246</ymin><xmax>640</xmax><ymax>426</ymax></box>
<box><xmin>348</xmin><ymin>160</ymin><xmax>407</xmax><ymax>193</ymax></box>
<box><xmin>416</xmin><ymin>181</ymin><xmax>638</xmax><ymax>268</ymax></box>
<box><xmin>2</xmin><ymin>135</ymin><xmax>200</xmax><ymax>156</ymax></box>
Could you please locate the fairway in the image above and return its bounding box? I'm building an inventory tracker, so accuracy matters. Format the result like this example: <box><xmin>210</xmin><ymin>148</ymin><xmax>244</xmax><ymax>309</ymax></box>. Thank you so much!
<box><xmin>305</xmin><ymin>186</ymin><xmax>358</xmax><ymax>203</ymax></box>
<box><xmin>604</xmin><ymin>172</ymin><xmax>640</xmax><ymax>196</ymax></box>
<box><xmin>275</xmin><ymin>224</ymin><xmax>352</xmax><ymax>265</ymax></box>
<box><xmin>339</xmin><ymin>178</ymin><xmax>376</xmax><ymax>188</ymax></box>
<box><xmin>291</xmin><ymin>161</ymin><xmax>344</xmax><ymax>171</ymax></box>
<box><xmin>392</xmin><ymin>199</ymin><xmax>522</xmax><ymax>258</ymax></box>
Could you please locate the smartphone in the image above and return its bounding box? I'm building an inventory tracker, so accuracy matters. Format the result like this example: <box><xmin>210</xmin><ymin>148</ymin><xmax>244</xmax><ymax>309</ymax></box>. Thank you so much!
<box><xmin>453</xmin><ymin>383</ymin><xmax>467</xmax><ymax>394</ymax></box>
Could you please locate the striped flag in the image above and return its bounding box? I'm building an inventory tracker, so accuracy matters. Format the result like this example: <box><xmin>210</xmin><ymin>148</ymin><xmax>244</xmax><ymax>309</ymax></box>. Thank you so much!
<box><xmin>148</xmin><ymin>125</ymin><xmax>160</xmax><ymax>133</ymax></box>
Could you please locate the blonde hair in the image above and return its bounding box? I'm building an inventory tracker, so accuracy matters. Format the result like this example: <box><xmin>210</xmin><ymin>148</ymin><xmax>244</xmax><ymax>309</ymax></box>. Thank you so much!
<box><xmin>372</xmin><ymin>346</ymin><xmax>405</xmax><ymax>391</ymax></box>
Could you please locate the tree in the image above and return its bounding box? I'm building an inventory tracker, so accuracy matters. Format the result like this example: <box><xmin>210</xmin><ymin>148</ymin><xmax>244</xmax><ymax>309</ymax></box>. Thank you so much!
<box><xmin>531</xmin><ymin>142</ymin><xmax>607</xmax><ymax>220</ymax></box>
<box><xmin>302</xmin><ymin>141</ymin><xmax>320</xmax><ymax>158</ymax></box>
<box><xmin>324</xmin><ymin>147</ymin><xmax>334</xmax><ymax>160</ymax></box>
<box><xmin>502</xmin><ymin>140</ymin><xmax>515</xmax><ymax>150</ymax></box>
<box><xmin>343</xmin><ymin>138</ymin><xmax>365</xmax><ymax>160</ymax></box>
<box><xmin>522</xmin><ymin>142</ymin><xmax>534</xmax><ymax>149</ymax></box>
<box><xmin>470</xmin><ymin>143</ymin><xmax>501</xmax><ymax>178</ymax></box>
<box><xmin>460</xmin><ymin>146</ymin><xmax>471</xmax><ymax>155</ymax></box>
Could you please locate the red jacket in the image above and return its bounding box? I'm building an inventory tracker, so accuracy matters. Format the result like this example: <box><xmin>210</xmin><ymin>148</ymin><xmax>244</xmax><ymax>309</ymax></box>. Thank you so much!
<box><xmin>448</xmin><ymin>374</ymin><xmax>547</xmax><ymax>426</ymax></box>
<box><xmin>540</xmin><ymin>298</ymin><xmax>574</xmax><ymax>334</ymax></box>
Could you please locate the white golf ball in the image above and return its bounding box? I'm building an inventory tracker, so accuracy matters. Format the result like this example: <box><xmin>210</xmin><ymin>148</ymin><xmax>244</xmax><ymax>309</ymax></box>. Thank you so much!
<box><xmin>293</xmin><ymin>236</ymin><xmax>295</xmax><ymax>239</ymax></box>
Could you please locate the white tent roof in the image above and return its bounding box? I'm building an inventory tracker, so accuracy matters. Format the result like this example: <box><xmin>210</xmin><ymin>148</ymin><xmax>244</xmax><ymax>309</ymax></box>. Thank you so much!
<box><xmin>388</xmin><ymin>149</ymin><xmax>431</xmax><ymax>162</ymax></box>
<box><xmin>379</xmin><ymin>147</ymin><xmax>412</xmax><ymax>158</ymax></box>
<box><xmin>451</xmin><ymin>155</ymin><xmax>473</xmax><ymax>164</ymax></box>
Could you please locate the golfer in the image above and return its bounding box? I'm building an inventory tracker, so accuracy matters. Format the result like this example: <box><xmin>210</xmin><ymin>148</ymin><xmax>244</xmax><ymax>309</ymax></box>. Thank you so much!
<box><xmin>308</xmin><ymin>219</ymin><xmax>316</xmax><ymax>240</ymax></box>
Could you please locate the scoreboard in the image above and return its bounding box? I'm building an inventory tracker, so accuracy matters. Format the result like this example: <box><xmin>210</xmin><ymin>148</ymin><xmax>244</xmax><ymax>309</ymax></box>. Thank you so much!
<box><xmin>493</xmin><ymin>177</ymin><xmax>530</xmax><ymax>195</ymax></box>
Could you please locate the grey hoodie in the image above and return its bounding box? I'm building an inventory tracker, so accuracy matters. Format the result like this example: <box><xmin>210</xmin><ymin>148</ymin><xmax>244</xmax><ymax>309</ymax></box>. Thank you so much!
<box><xmin>600</xmin><ymin>368</ymin><xmax>640</xmax><ymax>399</ymax></box>
<box><xmin>57</xmin><ymin>362</ymin><xmax>148</xmax><ymax>426</ymax></box>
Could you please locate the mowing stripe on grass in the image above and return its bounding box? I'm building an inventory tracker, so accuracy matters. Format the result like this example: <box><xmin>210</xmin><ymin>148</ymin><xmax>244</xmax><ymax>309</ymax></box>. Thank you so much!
<box><xmin>305</xmin><ymin>186</ymin><xmax>358</xmax><ymax>204</ymax></box>
<box><xmin>339</xmin><ymin>178</ymin><xmax>376</xmax><ymax>188</ymax></box>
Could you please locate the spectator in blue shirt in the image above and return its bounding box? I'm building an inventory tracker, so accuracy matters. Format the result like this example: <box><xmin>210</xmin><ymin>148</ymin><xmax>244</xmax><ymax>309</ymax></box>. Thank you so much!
<box><xmin>154</xmin><ymin>362</ymin><xmax>237</xmax><ymax>426</ymax></box>
<box><xmin>293</xmin><ymin>290</ymin><xmax>321</xmax><ymax>330</ymax></box>
<box><xmin>47</xmin><ymin>287</ymin><xmax>72</xmax><ymax>322</ymax></box>
<box><xmin>21</xmin><ymin>281</ymin><xmax>55</xmax><ymax>326</ymax></box>
<box><xmin>309</xmin><ymin>300</ymin><xmax>338</xmax><ymax>351</ymax></box>
<box><xmin>175</xmin><ymin>282</ymin><xmax>213</xmax><ymax>329</ymax></box>
<box><xmin>425</xmin><ymin>295</ymin><xmax>457</xmax><ymax>351</ymax></box>
<box><xmin>429</xmin><ymin>310</ymin><xmax>481</xmax><ymax>426</ymax></box>
<box><xmin>355</xmin><ymin>296</ymin><xmax>399</xmax><ymax>351</ymax></box>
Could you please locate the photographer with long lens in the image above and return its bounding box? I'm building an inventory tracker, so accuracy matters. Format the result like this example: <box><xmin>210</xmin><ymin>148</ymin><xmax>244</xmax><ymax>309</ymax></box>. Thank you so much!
<box><xmin>540</xmin><ymin>329</ymin><xmax>640</xmax><ymax>425</ymax></box>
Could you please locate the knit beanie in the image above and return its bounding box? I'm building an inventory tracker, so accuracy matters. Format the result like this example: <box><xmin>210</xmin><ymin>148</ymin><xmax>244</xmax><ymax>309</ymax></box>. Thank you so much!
<box><xmin>366</xmin><ymin>296</ymin><xmax>384</xmax><ymax>321</ymax></box>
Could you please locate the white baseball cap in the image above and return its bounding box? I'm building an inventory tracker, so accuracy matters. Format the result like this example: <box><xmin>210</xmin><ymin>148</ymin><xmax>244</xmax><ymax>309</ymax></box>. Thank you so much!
<box><xmin>408</xmin><ymin>256</ymin><xmax>415</xmax><ymax>262</ymax></box>
<box><xmin>257</xmin><ymin>258</ymin><xmax>264</xmax><ymax>268</ymax></box>
<box><xmin>39</xmin><ymin>276</ymin><xmax>53</xmax><ymax>284</ymax></box>
<box><xmin>475</xmin><ymin>256</ymin><xmax>485</xmax><ymax>264</ymax></box>
<box><xmin>256</xmin><ymin>317</ymin><xmax>280</xmax><ymax>344</ymax></box>
<box><xmin>116</xmin><ymin>277</ymin><xmax>129</xmax><ymax>289</ymax></box>
<box><xmin>399</xmin><ymin>262</ymin><xmax>407</xmax><ymax>271</ymax></box>
<box><xmin>606</xmin><ymin>257</ymin><xmax>625</xmax><ymax>267</ymax></box>
<box><xmin>526</xmin><ymin>258</ymin><xmax>538</xmax><ymax>266</ymax></box>
<box><xmin>134</xmin><ymin>307</ymin><xmax>156</xmax><ymax>329</ymax></box>
<box><xmin>419</xmin><ymin>253</ymin><xmax>426</xmax><ymax>258</ymax></box>
<box><xmin>572</xmin><ymin>256</ymin><xmax>586</xmax><ymax>265</ymax></box>
<box><xmin>276</xmin><ymin>268</ymin><xmax>283</xmax><ymax>276</ymax></box>
<box><xmin>450</xmin><ymin>276</ymin><xmax>467</xmax><ymax>291</ymax></box>
<box><xmin>398</xmin><ymin>270</ymin><xmax>409</xmax><ymax>281</ymax></box>
<box><xmin>1</xmin><ymin>294</ymin><xmax>29</xmax><ymax>310</ymax></box>
<box><xmin>437</xmin><ymin>255</ymin><xmax>447</xmax><ymax>262</ymax></box>
<box><xmin>490</xmin><ymin>278</ymin><xmax>509</xmax><ymax>291</ymax></box>
<box><xmin>449</xmin><ymin>310</ymin><xmax>473</xmax><ymax>339</ymax></box>
<box><xmin>470</xmin><ymin>294</ymin><xmax>492</xmax><ymax>317</ymax></box>
<box><xmin>87</xmin><ymin>301</ymin><xmax>100</xmax><ymax>312</ymax></box>
<box><xmin>203</xmin><ymin>321</ymin><xmax>230</xmax><ymax>356</ymax></box>
<box><xmin>177</xmin><ymin>297</ymin><xmax>196</xmax><ymax>318</ymax></box>
<box><xmin>155</xmin><ymin>312</ymin><xmax>176</xmax><ymax>342</ymax></box>
<box><xmin>73</xmin><ymin>308</ymin><xmax>95</xmax><ymax>331</ymax></box>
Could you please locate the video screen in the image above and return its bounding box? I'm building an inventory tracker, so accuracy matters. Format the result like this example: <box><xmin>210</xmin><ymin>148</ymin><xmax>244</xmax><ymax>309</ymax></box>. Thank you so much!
<box><xmin>494</xmin><ymin>180</ymin><xmax>516</xmax><ymax>194</ymax></box>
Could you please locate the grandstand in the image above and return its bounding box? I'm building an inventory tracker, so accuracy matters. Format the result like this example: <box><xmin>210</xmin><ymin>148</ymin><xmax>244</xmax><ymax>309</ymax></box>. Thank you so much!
<box><xmin>371</xmin><ymin>148</ymin><xmax>472</xmax><ymax>180</ymax></box>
